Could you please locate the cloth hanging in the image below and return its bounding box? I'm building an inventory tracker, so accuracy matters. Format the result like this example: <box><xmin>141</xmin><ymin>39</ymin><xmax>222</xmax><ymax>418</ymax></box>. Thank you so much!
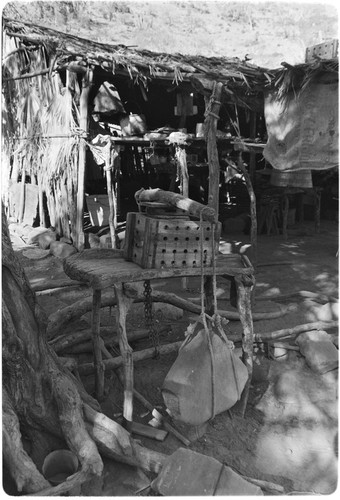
<box><xmin>162</xmin><ymin>324</ymin><xmax>248</xmax><ymax>426</ymax></box>
<box><xmin>263</xmin><ymin>81</ymin><xmax>338</xmax><ymax>171</ymax></box>
<box><xmin>93</xmin><ymin>82</ymin><xmax>126</xmax><ymax>115</ymax></box>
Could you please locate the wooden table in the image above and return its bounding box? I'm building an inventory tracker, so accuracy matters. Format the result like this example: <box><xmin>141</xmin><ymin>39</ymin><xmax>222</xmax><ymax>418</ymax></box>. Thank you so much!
<box><xmin>64</xmin><ymin>249</ymin><xmax>255</xmax><ymax>429</ymax></box>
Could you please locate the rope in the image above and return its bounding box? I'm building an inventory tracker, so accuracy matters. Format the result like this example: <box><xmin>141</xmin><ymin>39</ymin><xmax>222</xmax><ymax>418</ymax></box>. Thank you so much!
<box><xmin>211</xmin><ymin>221</ymin><xmax>243</xmax><ymax>400</ymax></box>
<box><xmin>199</xmin><ymin>209</ymin><xmax>216</xmax><ymax>421</ymax></box>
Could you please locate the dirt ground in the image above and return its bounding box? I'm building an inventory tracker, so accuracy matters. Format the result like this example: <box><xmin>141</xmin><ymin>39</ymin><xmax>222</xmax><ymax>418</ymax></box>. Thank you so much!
<box><xmin>9</xmin><ymin>218</ymin><xmax>339</xmax><ymax>495</ymax></box>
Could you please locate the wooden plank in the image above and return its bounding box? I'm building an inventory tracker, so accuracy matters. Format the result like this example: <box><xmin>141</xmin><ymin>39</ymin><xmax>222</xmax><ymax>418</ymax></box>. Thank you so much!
<box><xmin>63</xmin><ymin>249</ymin><xmax>251</xmax><ymax>290</ymax></box>
<box><xmin>131</xmin><ymin>422</ymin><xmax>168</xmax><ymax>442</ymax></box>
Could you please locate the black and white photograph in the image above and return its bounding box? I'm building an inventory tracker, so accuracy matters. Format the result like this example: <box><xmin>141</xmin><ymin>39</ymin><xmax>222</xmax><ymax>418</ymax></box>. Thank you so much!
<box><xmin>1</xmin><ymin>0</ymin><xmax>338</xmax><ymax>496</ymax></box>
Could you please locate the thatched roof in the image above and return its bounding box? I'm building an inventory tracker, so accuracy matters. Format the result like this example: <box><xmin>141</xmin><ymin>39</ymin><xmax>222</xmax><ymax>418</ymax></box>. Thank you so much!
<box><xmin>3</xmin><ymin>17</ymin><xmax>338</xmax><ymax>110</ymax></box>
<box><xmin>3</xmin><ymin>17</ymin><xmax>274</xmax><ymax>96</ymax></box>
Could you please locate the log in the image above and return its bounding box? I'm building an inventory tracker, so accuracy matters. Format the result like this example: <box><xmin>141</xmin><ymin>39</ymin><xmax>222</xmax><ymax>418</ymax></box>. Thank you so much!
<box><xmin>83</xmin><ymin>404</ymin><xmax>166</xmax><ymax>474</ymax></box>
<box><xmin>135</xmin><ymin>188</ymin><xmax>216</xmax><ymax>222</ymax></box>
<box><xmin>256</xmin><ymin>290</ymin><xmax>338</xmax><ymax>303</ymax></box>
<box><xmin>255</xmin><ymin>320</ymin><xmax>338</xmax><ymax>342</ymax></box>
<box><xmin>132</xmin><ymin>390</ymin><xmax>191</xmax><ymax>447</ymax></box>
<box><xmin>78</xmin><ymin>340</ymin><xmax>183</xmax><ymax>376</ymax></box>
<box><xmin>92</xmin><ymin>289</ymin><xmax>104</xmax><ymax>400</ymax></box>
<box><xmin>51</xmin><ymin>327</ymin><xmax>164</xmax><ymax>354</ymax></box>
<box><xmin>2</xmin><ymin>388</ymin><xmax>50</xmax><ymax>493</ymax></box>
<box><xmin>31</xmin><ymin>470</ymin><xmax>88</xmax><ymax>497</ymax></box>
<box><xmin>130</xmin><ymin>422</ymin><xmax>168</xmax><ymax>442</ymax></box>
<box><xmin>103</xmin><ymin>350</ymin><xmax>191</xmax><ymax>447</ymax></box>
<box><xmin>47</xmin><ymin>286</ymin><xmax>292</xmax><ymax>339</ymax></box>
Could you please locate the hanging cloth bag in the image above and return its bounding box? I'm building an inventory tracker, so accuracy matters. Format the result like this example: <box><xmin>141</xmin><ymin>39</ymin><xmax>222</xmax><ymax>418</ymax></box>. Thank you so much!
<box><xmin>162</xmin><ymin>215</ymin><xmax>248</xmax><ymax>426</ymax></box>
<box><xmin>162</xmin><ymin>322</ymin><xmax>248</xmax><ymax>425</ymax></box>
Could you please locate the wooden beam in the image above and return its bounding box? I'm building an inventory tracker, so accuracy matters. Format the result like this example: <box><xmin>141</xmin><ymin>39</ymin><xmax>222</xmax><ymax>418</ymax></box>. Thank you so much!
<box><xmin>237</xmin><ymin>152</ymin><xmax>257</xmax><ymax>268</ymax></box>
<box><xmin>75</xmin><ymin>67</ymin><xmax>93</xmax><ymax>250</ymax></box>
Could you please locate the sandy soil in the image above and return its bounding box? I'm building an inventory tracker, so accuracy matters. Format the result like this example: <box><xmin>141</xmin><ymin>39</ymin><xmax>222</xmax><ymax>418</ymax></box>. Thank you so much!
<box><xmin>9</xmin><ymin>219</ymin><xmax>339</xmax><ymax>495</ymax></box>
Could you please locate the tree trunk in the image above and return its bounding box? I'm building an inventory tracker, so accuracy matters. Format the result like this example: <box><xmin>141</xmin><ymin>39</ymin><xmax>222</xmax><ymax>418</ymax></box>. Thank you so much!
<box><xmin>1</xmin><ymin>209</ymin><xmax>164</xmax><ymax>494</ymax></box>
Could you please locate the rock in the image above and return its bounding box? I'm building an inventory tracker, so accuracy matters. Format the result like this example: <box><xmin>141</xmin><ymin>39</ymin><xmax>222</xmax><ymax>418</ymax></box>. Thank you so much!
<box><xmin>306</xmin><ymin>300</ymin><xmax>339</xmax><ymax>322</ymax></box>
<box><xmin>295</xmin><ymin>330</ymin><xmax>338</xmax><ymax>374</ymax></box>
<box><xmin>38</xmin><ymin>229</ymin><xmax>57</xmax><ymax>249</ymax></box>
<box><xmin>27</xmin><ymin>227</ymin><xmax>51</xmax><ymax>245</ymax></box>
<box><xmin>49</xmin><ymin>241</ymin><xmax>77</xmax><ymax>259</ymax></box>
<box><xmin>151</xmin><ymin>448</ymin><xmax>263</xmax><ymax>496</ymax></box>
<box><xmin>22</xmin><ymin>249</ymin><xmax>51</xmax><ymax>260</ymax></box>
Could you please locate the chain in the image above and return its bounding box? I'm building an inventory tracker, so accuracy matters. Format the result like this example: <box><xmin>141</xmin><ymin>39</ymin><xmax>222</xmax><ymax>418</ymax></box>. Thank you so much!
<box><xmin>143</xmin><ymin>280</ymin><xmax>160</xmax><ymax>358</ymax></box>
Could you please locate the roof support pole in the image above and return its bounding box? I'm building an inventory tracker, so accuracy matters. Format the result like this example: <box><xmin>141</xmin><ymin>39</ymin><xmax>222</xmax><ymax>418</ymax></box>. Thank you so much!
<box><xmin>75</xmin><ymin>67</ymin><xmax>93</xmax><ymax>250</ymax></box>
<box><xmin>204</xmin><ymin>82</ymin><xmax>223</xmax><ymax>315</ymax></box>
<box><xmin>205</xmin><ymin>82</ymin><xmax>223</xmax><ymax>218</ymax></box>
<box><xmin>237</xmin><ymin>152</ymin><xmax>257</xmax><ymax>268</ymax></box>
<box><xmin>249</xmin><ymin>111</ymin><xmax>257</xmax><ymax>186</ymax></box>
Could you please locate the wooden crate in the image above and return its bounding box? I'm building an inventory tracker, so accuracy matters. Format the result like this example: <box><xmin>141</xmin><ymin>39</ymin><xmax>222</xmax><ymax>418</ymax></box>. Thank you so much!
<box><xmin>124</xmin><ymin>212</ymin><xmax>221</xmax><ymax>269</ymax></box>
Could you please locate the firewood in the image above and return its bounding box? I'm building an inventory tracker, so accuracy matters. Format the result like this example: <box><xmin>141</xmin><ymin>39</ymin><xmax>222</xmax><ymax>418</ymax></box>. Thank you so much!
<box><xmin>255</xmin><ymin>320</ymin><xmax>338</xmax><ymax>342</ymax></box>
<box><xmin>135</xmin><ymin>188</ymin><xmax>216</xmax><ymax>222</ymax></box>
<box><xmin>47</xmin><ymin>287</ymin><xmax>293</xmax><ymax>339</ymax></box>
<box><xmin>83</xmin><ymin>404</ymin><xmax>166</xmax><ymax>473</ymax></box>
<box><xmin>130</xmin><ymin>422</ymin><xmax>168</xmax><ymax>441</ymax></box>
<box><xmin>78</xmin><ymin>340</ymin><xmax>183</xmax><ymax>375</ymax></box>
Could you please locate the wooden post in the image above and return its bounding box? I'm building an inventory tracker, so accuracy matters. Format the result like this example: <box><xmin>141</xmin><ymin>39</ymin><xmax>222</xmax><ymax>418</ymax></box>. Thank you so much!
<box><xmin>205</xmin><ymin>83</ymin><xmax>223</xmax><ymax>216</ymax></box>
<box><xmin>237</xmin><ymin>152</ymin><xmax>257</xmax><ymax>268</ymax></box>
<box><xmin>176</xmin><ymin>146</ymin><xmax>189</xmax><ymax>289</ymax></box>
<box><xmin>18</xmin><ymin>165</ymin><xmax>25</xmax><ymax>223</ymax></box>
<box><xmin>105</xmin><ymin>145</ymin><xmax>120</xmax><ymax>249</ymax></box>
<box><xmin>37</xmin><ymin>175</ymin><xmax>46</xmax><ymax>227</ymax></box>
<box><xmin>106</xmin><ymin>167</ymin><xmax>116</xmax><ymax>248</ymax></box>
<box><xmin>204</xmin><ymin>82</ymin><xmax>223</xmax><ymax>314</ymax></box>
<box><xmin>114</xmin><ymin>284</ymin><xmax>134</xmax><ymax>432</ymax></box>
<box><xmin>234</xmin><ymin>273</ymin><xmax>255</xmax><ymax>416</ymax></box>
<box><xmin>249</xmin><ymin>111</ymin><xmax>257</xmax><ymax>185</ymax></box>
<box><xmin>75</xmin><ymin>67</ymin><xmax>93</xmax><ymax>250</ymax></box>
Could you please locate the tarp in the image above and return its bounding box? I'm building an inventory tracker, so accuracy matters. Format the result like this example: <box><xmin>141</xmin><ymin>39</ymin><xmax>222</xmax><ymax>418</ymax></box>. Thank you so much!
<box><xmin>263</xmin><ymin>81</ymin><xmax>338</xmax><ymax>171</ymax></box>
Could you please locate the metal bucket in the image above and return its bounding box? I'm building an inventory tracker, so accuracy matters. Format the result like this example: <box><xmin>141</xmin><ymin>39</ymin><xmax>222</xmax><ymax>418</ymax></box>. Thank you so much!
<box><xmin>42</xmin><ymin>449</ymin><xmax>79</xmax><ymax>486</ymax></box>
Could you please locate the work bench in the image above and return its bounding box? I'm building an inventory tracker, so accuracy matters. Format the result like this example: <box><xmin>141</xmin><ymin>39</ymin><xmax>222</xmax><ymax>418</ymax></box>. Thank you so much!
<box><xmin>63</xmin><ymin>249</ymin><xmax>255</xmax><ymax>429</ymax></box>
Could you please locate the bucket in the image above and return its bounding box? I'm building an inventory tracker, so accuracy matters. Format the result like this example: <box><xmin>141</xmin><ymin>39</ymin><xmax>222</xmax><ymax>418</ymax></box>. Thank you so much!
<box><xmin>42</xmin><ymin>450</ymin><xmax>79</xmax><ymax>486</ymax></box>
